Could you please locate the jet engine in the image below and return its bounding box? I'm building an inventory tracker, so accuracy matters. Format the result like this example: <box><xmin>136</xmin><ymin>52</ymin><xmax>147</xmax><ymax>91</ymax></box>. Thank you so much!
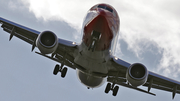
<box><xmin>126</xmin><ymin>63</ymin><xmax>148</xmax><ymax>87</ymax></box>
<box><xmin>36</xmin><ymin>31</ymin><xmax>58</xmax><ymax>54</ymax></box>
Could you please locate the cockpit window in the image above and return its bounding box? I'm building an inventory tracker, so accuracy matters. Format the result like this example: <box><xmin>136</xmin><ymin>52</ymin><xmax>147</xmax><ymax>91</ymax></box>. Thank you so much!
<box><xmin>98</xmin><ymin>5</ymin><xmax>113</xmax><ymax>12</ymax></box>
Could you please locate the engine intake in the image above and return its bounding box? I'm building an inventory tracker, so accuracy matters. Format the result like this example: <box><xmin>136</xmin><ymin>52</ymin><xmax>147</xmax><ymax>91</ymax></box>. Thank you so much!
<box><xmin>126</xmin><ymin>63</ymin><xmax>148</xmax><ymax>87</ymax></box>
<box><xmin>36</xmin><ymin>31</ymin><xmax>58</xmax><ymax>54</ymax></box>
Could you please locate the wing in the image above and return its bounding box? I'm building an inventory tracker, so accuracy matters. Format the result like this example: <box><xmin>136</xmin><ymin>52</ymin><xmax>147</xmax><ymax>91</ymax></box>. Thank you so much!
<box><xmin>0</xmin><ymin>17</ymin><xmax>78</xmax><ymax>70</ymax></box>
<box><xmin>0</xmin><ymin>17</ymin><xmax>40</xmax><ymax>45</ymax></box>
<box><xmin>107</xmin><ymin>56</ymin><xmax>180</xmax><ymax>99</ymax></box>
<box><xmin>35</xmin><ymin>38</ymin><xmax>78</xmax><ymax>70</ymax></box>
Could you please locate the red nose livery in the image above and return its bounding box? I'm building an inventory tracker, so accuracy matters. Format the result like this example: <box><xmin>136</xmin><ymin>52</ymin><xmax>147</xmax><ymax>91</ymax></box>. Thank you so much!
<box><xmin>82</xmin><ymin>4</ymin><xmax>119</xmax><ymax>52</ymax></box>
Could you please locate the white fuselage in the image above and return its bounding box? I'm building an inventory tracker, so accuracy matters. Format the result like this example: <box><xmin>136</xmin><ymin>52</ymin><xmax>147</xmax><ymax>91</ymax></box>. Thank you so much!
<box><xmin>74</xmin><ymin>4</ymin><xmax>120</xmax><ymax>88</ymax></box>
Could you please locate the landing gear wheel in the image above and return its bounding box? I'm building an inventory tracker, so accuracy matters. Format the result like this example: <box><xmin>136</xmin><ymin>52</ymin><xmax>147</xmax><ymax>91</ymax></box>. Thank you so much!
<box><xmin>61</xmin><ymin>67</ymin><xmax>67</xmax><ymax>78</ymax></box>
<box><xmin>105</xmin><ymin>83</ymin><xmax>111</xmax><ymax>93</ymax></box>
<box><xmin>53</xmin><ymin>64</ymin><xmax>60</xmax><ymax>75</ymax></box>
<box><xmin>112</xmin><ymin>86</ymin><xmax>119</xmax><ymax>96</ymax></box>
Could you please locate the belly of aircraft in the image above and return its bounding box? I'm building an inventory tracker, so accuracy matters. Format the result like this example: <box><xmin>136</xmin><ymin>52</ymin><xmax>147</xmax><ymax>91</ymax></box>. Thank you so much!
<box><xmin>74</xmin><ymin>42</ymin><xmax>110</xmax><ymax>88</ymax></box>
<box><xmin>74</xmin><ymin>42</ymin><xmax>109</xmax><ymax>74</ymax></box>
<box><xmin>76</xmin><ymin>69</ymin><xmax>106</xmax><ymax>88</ymax></box>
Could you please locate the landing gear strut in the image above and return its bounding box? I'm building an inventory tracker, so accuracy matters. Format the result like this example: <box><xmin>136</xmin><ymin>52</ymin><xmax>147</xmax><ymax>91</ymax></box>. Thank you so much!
<box><xmin>105</xmin><ymin>83</ymin><xmax>119</xmax><ymax>96</ymax></box>
<box><xmin>53</xmin><ymin>64</ymin><xmax>68</xmax><ymax>78</ymax></box>
<box><xmin>88</xmin><ymin>30</ymin><xmax>101</xmax><ymax>52</ymax></box>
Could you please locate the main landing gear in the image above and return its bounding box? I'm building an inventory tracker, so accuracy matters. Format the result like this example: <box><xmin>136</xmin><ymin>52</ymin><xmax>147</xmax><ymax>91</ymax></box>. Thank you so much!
<box><xmin>105</xmin><ymin>83</ymin><xmax>119</xmax><ymax>96</ymax></box>
<box><xmin>53</xmin><ymin>64</ymin><xmax>68</xmax><ymax>78</ymax></box>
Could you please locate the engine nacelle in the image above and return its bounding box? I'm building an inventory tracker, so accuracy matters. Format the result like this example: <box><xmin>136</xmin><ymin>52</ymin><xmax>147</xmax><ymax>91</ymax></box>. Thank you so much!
<box><xmin>36</xmin><ymin>31</ymin><xmax>58</xmax><ymax>54</ymax></box>
<box><xmin>126</xmin><ymin>63</ymin><xmax>148</xmax><ymax>87</ymax></box>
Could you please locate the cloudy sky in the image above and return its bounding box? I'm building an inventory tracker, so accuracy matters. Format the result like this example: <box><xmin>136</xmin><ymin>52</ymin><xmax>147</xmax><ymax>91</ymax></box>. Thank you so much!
<box><xmin>0</xmin><ymin>0</ymin><xmax>180</xmax><ymax>101</ymax></box>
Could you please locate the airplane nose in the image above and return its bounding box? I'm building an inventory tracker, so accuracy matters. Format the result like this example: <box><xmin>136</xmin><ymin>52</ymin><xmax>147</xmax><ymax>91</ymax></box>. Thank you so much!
<box><xmin>92</xmin><ymin>11</ymin><xmax>108</xmax><ymax>33</ymax></box>
<box><xmin>98</xmin><ymin>8</ymin><xmax>107</xmax><ymax>16</ymax></box>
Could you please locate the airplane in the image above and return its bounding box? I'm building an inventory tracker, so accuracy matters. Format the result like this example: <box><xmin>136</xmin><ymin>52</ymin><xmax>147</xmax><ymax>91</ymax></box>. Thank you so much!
<box><xmin>0</xmin><ymin>3</ymin><xmax>180</xmax><ymax>99</ymax></box>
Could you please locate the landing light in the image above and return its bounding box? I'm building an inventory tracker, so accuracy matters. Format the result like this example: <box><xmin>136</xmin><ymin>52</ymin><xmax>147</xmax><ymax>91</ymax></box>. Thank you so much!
<box><xmin>72</xmin><ymin>42</ymin><xmax>76</xmax><ymax>45</ymax></box>
<box><xmin>115</xmin><ymin>57</ymin><xmax>118</xmax><ymax>60</ymax></box>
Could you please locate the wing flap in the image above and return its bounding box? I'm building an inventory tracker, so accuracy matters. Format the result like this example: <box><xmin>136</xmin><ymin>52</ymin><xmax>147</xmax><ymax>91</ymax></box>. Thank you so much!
<box><xmin>143</xmin><ymin>82</ymin><xmax>180</xmax><ymax>94</ymax></box>
<box><xmin>35</xmin><ymin>51</ymin><xmax>76</xmax><ymax>69</ymax></box>
<box><xmin>107</xmin><ymin>77</ymin><xmax>156</xmax><ymax>96</ymax></box>
<box><xmin>148</xmin><ymin>71</ymin><xmax>180</xmax><ymax>86</ymax></box>
<box><xmin>0</xmin><ymin>17</ymin><xmax>40</xmax><ymax>35</ymax></box>
<box><xmin>0</xmin><ymin>17</ymin><xmax>40</xmax><ymax>45</ymax></box>
<box><xmin>144</xmin><ymin>71</ymin><xmax>180</xmax><ymax>95</ymax></box>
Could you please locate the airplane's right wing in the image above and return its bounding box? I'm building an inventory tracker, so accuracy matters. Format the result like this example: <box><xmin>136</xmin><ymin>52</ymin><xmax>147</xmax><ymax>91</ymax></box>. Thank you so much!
<box><xmin>107</xmin><ymin>56</ymin><xmax>180</xmax><ymax>99</ymax></box>
<box><xmin>0</xmin><ymin>17</ymin><xmax>78</xmax><ymax>70</ymax></box>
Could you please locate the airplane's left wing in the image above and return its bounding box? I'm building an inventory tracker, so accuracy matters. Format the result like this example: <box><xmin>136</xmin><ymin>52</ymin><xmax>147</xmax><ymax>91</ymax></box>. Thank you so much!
<box><xmin>107</xmin><ymin>56</ymin><xmax>180</xmax><ymax>99</ymax></box>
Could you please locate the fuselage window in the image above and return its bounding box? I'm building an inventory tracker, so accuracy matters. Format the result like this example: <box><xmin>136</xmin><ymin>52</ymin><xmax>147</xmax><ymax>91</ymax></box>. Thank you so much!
<box><xmin>98</xmin><ymin>5</ymin><xmax>113</xmax><ymax>12</ymax></box>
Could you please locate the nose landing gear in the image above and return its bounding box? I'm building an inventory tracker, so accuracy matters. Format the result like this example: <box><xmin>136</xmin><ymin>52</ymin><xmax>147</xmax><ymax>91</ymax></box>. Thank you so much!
<box><xmin>53</xmin><ymin>64</ymin><xmax>68</xmax><ymax>78</ymax></box>
<box><xmin>88</xmin><ymin>30</ymin><xmax>101</xmax><ymax>52</ymax></box>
